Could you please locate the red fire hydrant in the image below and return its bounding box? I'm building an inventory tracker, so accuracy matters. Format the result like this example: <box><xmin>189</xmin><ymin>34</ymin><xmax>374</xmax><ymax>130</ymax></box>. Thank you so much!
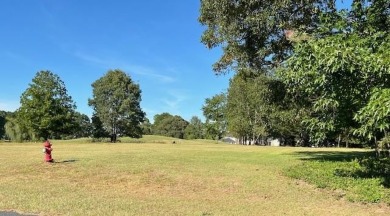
<box><xmin>43</xmin><ymin>140</ymin><xmax>54</xmax><ymax>162</ymax></box>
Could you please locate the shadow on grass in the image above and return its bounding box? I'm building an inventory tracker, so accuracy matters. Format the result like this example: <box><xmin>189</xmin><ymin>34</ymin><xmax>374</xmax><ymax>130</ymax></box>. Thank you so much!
<box><xmin>292</xmin><ymin>150</ymin><xmax>390</xmax><ymax>188</ymax></box>
<box><xmin>294</xmin><ymin>150</ymin><xmax>374</xmax><ymax>162</ymax></box>
<box><xmin>54</xmin><ymin>159</ymin><xmax>77</xmax><ymax>164</ymax></box>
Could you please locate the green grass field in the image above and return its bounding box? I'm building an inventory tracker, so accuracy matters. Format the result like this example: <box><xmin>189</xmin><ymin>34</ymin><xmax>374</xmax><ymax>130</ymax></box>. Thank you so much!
<box><xmin>1</xmin><ymin>136</ymin><xmax>389</xmax><ymax>215</ymax></box>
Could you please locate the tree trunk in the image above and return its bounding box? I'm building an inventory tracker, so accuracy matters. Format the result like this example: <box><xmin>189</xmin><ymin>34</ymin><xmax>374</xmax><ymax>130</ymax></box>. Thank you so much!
<box><xmin>385</xmin><ymin>131</ymin><xmax>390</xmax><ymax>158</ymax></box>
<box><xmin>374</xmin><ymin>136</ymin><xmax>380</xmax><ymax>158</ymax></box>
<box><xmin>337</xmin><ymin>134</ymin><xmax>341</xmax><ymax>148</ymax></box>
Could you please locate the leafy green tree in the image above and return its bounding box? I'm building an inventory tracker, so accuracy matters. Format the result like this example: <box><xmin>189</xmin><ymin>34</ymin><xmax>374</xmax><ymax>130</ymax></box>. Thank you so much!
<box><xmin>0</xmin><ymin>111</ymin><xmax>8</xmax><ymax>139</ymax></box>
<box><xmin>141</xmin><ymin>117</ymin><xmax>153</xmax><ymax>135</ymax></box>
<box><xmin>4</xmin><ymin>116</ymin><xmax>23</xmax><ymax>142</ymax></box>
<box><xmin>202</xmin><ymin>93</ymin><xmax>227</xmax><ymax>140</ymax></box>
<box><xmin>91</xmin><ymin>113</ymin><xmax>110</xmax><ymax>139</ymax></box>
<box><xmin>71</xmin><ymin>112</ymin><xmax>92</xmax><ymax>138</ymax></box>
<box><xmin>199</xmin><ymin>0</ymin><xmax>336</xmax><ymax>74</ymax></box>
<box><xmin>153</xmin><ymin>113</ymin><xmax>189</xmax><ymax>139</ymax></box>
<box><xmin>226</xmin><ymin>75</ymin><xmax>253</xmax><ymax>143</ymax></box>
<box><xmin>4</xmin><ymin>112</ymin><xmax>34</xmax><ymax>142</ymax></box>
<box><xmin>184</xmin><ymin>116</ymin><xmax>204</xmax><ymax>139</ymax></box>
<box><xmin>280</xmin><ymin>4</ymin><xmax>390</xmax><ymax>146</ymax></box>
<box><xmin>354</xmin><ymin>89</ymin><xmax>390</xmax><ymax>157</ymax></box>
<box><xmin>17</xmin><ymin>71</ymin><xmax>76</xmax><ymax>140</ymax></box>
<box><xmin>152</xmin><ymin>112</ymin><xmax>172</xmax><ymax>134</ymax></box>
<box><xmin>89</xmin><ymin>70</ymin><xmax>145</xmax><ymax>140</ymax></box>
<box><xmin>226</xmin><ymin>72</ymin><xmax>301</xmax><ymax>145</ymax></box>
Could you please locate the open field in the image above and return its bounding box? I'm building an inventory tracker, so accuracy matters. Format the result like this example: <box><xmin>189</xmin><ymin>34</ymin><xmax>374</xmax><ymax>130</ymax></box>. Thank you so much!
<box><xmin>0</xmin><ymin>136</ymin><xmax>389</xmax><ymax>215</ymax></box>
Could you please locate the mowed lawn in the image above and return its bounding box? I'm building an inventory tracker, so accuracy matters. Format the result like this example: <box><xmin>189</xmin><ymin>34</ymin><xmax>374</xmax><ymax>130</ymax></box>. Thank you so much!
<box><xmin>0</xmin><ymin>137</ymin><xmax>389</xmax><ymax>215</ymax></box>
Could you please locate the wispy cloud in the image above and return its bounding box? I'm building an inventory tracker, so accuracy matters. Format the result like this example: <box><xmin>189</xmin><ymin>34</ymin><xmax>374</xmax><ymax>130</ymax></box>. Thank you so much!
<box><xmin>0</xmin><ymin>100</ymin><xmax>20</xmax><ymax>112</ymax></box>
<box><xmin>160</xmin><ymin>89</ymin><xmax>188</xmax><ymax>114</ymax></box>
<box><xmin>74</xmin><ymin>52</ymin><xmax>176</xmax><ymax>83</ymax></box>
<box><xmin>3</xmin><ymin>51</ymin><xmax>32</xmax><ymax>66</ymax></box>
<box><xmin>128</xmin><ymin>65</ymin><xmax>176</xmax><ymax>83</ymax></box>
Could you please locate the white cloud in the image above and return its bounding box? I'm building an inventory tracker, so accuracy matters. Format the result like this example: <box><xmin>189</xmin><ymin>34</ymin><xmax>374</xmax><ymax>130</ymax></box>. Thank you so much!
<box><xmin>74</xmin><ymin>52</ymin><xmax>176</xmax><ymax>83</ymax></box>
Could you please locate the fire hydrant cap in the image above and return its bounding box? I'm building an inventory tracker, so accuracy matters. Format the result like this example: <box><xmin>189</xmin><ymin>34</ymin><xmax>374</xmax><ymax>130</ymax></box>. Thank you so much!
<box><xmin>44</xmin><ymin>141</ymin><xmax>51</xmax><ymax>147</ymax></box>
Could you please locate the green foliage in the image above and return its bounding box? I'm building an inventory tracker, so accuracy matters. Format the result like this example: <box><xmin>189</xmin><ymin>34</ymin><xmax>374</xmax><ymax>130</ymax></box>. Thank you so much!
<box><xmin>354</xmin><ymin>88</ymin><xmax>390</xmax><ymax>140</ymax></box>
<box><xmin>141</xmin><ymin>117</ymin><xmax>153</xmax><ymax>135</ymax></box>
<box><xmin>202</xmin><ymin>93</ymin><xmax>227</xmax><ymax>140</ymax></box>
<box><xmin>358</xmin><ymin>157</ymin><xmax>390</xmax><ymax>186</ymax></box>
<box><xmin>17</xmin><ymin>71</ymin><xmax>77</xmax><ymax>140</ymax></box>
<box><xmin>226</xmin><ymin>72</ymin><xmax>306</xmax><ymax>145</ymax></box>
<box><xmin>184</xmin><ymin>116</ymin><xmax>204</xmax><ymax>139</ymax></box>
<box><xmin>0</xmin><ymin>111</ymin><xmax>9</xmax><ymax>139</ymax></box>
<box><xmin>199</xmin><ymin>0</ymin><xmax>336</xmax><ymax>74</ymax></box>
<box><xmin>71</xmin><ymin>112</ymin><xmax>92</xmax><ymax>138</ymax></box>
<box><xmin>91</xmin><ymin>112</ymin><xmax>110</xmax><ymax>139</ymax></box>
<box><xmin>89</xmin><ymin>70</ymin><xmax>145</xmax><ymax>138</ymax></box>
<box><xmin>280</xmin><ymin>30</ymin><xmax>390</xmax><ymax>145</ymax></box>
<box><xmin>152</xmin><ymin>113</ymin><xmax>189</xmax><ymax>139</ymax></box>
<box><xmin>4</xmin><ymin>116</ymin><xmax>24</xmax><ymax>142</ymax></box>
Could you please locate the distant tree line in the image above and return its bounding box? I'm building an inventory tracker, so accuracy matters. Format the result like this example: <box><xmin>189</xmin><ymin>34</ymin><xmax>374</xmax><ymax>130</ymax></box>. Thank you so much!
<box><xmin>0</xmin><ymin>70</ymin><xmax>145</xmax><ymax>142</ymax></box>
<box><xmin>199</xmin><ymin>0</ymin><xmax>390</xmax><ymax>156</ymax></box>
<box><xmin>0</xmin><ymin>70</ymin><xmax>212</xmax><ymax>142</ymax></box>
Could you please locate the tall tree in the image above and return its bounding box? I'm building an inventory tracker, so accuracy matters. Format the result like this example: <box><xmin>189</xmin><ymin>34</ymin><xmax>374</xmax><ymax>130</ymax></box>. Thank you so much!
<box><xmin>202</xmin><ymin>93</ymin><xmax>227</xmax><ymax>140</ymax></box>
<box><xmin>199</xmin><ymin>0</ymin><xmax>336</xmax><ymax>74</ymax></box>
<box><xmin>226</xmin><ymin>75</ymin><xmax>253</xmax><ymax>143</ymax></box>
<box><xmin>89</xmin><ymin>70</ymin><xmax>145</xmax><ymax>140</ymax></box>
<box><xmin>226</xmin><ymin>72</ymin><xmax>300</xmax><ymax>145</ymax></box>
<box><xmin>17</xmin><ymin>71</ymin><xmax>76</xmax><ymax>140</ymax></box>
<box><xmin>280</xmin><ymin>4</ymin><xmax>390</xmax><ymax>146</ymax></box>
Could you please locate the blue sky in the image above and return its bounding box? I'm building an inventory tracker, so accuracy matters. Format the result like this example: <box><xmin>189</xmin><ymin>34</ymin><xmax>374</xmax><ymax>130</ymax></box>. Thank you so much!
<box><xmin>0</xmin><ymin>0</ymin><xmax>352</xmax><ymax>122</ymax></box>
<box><xmin>0</xmin><ymin>0</ymin><xmax>233</xmax><ymax>122</ymax></box>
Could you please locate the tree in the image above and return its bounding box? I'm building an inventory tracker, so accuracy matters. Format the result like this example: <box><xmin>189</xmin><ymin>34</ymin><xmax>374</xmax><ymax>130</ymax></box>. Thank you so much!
<box><xmin>184</xmin><ymin>116</ymin><xmax>204</xmax><ymax>139</ymax></box>
<box><xmin>0</xmin><ymin>111</ymin><xmax>9</xmax><ymax>139</ymax></box>
<box><xmin>4</xmin><ymin>112</ymin><xmax>33</xmax><ymax>142</ymax></box>
<box><xmin>17</xmin><ymin>71</ymin><xmax>77</xmax><ymax>140</ymax></box>
<box><xmin>152</xmin><ymin>113</ymin><xmax>189</xmax><ymax>139</ymax></box>
<box><xmin>354</xmin><ymin>89</ymin><xmax>390</xmax><ymax>157</ymax></box>
<box><xmin>141</xmin><ymin>117</ymin><xmax>153</xmax><ymax>135</ymax></box>
<box><xmin>89</xmin><ymin>70</ymin><xmax>145</xmax><ymax>140</ymax></box>
<box><xmin>199</xmin><ymin>0</ymin><xmax>336</xmax><ymax>74</ymax></box>
<box><xmin>226</xmin><ymin>75</ymin><xmax>253</xmax><ymax>143</ymax></box>
<box><xmin>91</xmin><ymin>113</ymin><xmax>110</xmax><ymax>139</ymax></box>
<box><xmin>279</xmin><ymin>3</ymin><xmax>390</xmax><ymax>146</ymax></box>
<box><xmin>226</xmin><ymin>72</ymin><xmax>301</xmax><ymax>145</ymax></box>
<box><xmin>152</xmin><ymin>112</ymin><xmax>173</xmax><ymax>135</ymax></box>
<box><xmin>202</xmin><ymin>93</ymin><xmax>227</xmax><ymax>140</ymax></box>
<box><xmin>4</xmin><ymin>116</ymin><xmax>23</xmax><ymax>142</ymax></box>
<box><xmin>71</xmin><ymin>112</ymin><xmax>92</xmax><ymax>138</ymax></box>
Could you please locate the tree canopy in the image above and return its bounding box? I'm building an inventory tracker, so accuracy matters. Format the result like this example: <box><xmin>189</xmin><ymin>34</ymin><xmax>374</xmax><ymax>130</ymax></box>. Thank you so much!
<box><xmin>200</xmin><ymin>0</ymin><xmax>390</xmax><ymax>152</ymax></box>
<box><xmin>184</xmin><ymin>116</ymin><xmax>205</xmax><ymax>139</ymax></box>
<box><xmin>199</xmin><ymin>0</ymin><xmax>336</xmax><ymax>74</ymax></box>
<box><xmin>153</xmin><ymin>113</ymin><xmax>189</xmax><ymax>139</ymax></box>
<box><xmin>17</xmin><ymin>71</ymin><xmax>77</xmax><ymax>140</ymax></box>
<box><xmin>89</xmin><ymin>69</ymin><xmax>145</xmax><ymax>139</ymax></box>
<box><xmin>202</xmin><ymin>93</ymin><xmax>227</xmax><ymax>140</ymax></box>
